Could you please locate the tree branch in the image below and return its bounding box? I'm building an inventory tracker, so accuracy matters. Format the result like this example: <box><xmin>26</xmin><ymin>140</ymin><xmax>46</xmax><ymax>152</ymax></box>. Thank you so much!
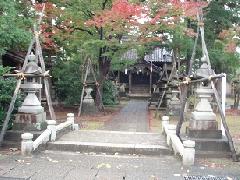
<box><xmin>73</xmin><ymin>27</ymin><xmax>94</xmax><ymax>36</ymax></box>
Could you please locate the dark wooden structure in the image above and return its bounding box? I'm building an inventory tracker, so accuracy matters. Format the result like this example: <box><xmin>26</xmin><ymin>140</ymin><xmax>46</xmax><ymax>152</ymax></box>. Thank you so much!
<box><xmin>118</xmin><ymin>47</ymin><xmax>173</xmax><ymax>97</ymax></box>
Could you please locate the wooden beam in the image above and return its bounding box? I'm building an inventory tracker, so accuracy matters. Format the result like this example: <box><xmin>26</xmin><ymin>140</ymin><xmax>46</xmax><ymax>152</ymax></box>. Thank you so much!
<box><xmin>0</xmin><ymin>80</ymin><xmax>22</xmax><ymax>146</ymax></box>
<box><xmin>3</xmin><ymin>74</ymin><xmax>50</xmax><ymax>78</ymax></box>
<box><xmin>211</xmin><ymin>81</ymin><xmax>238</xmax><ymax>162</ymax></box>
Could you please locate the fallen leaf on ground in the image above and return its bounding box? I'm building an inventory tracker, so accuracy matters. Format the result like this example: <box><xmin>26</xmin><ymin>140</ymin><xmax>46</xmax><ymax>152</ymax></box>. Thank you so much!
<box><xmin>97</xmin><ymin>163</ymin><xmax>111</xmax><ymax>169</ymax></box>
<box><xmin>16</xmin><ymin>159</ymin><xmax>24</xmax><ymax>163</ymax></box>
<box><xmin>9</xmin><ymin>148</ymin><xmax>18</xmax><ymax>152</ymax></box>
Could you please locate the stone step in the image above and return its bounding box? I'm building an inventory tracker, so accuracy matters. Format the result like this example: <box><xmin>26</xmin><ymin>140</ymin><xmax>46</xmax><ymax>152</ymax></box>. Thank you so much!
<box><xmin>182</xmin><ymin>136</ymin><xmax>230</xmax><ymax>152</ymax></box>
<box><xmin>46</xmin><ymin>130</ymin><xmax>171</xmax><ymax>156</ymax></box>
<box><xmin>4</xmin><ymin>130</ymin><xmax>43</xmax><ymax>142</ymax></box>
<box><xmin>2</xmin><ymin>130</ymin><xmax>43</xmax><ymax>149</ymax></box>
<box><xmin>128</xmin><ymin>93</ymin><xmax>151</xmax><ymax>99</ymax></box>
<box><xmin>2</xmin><ymin>140</ymin><xmax>21</xmax><ymax>149</ymax></box>
<box><xmin>195</xmin><ymin>151</ymin><xmax>232</xmax><ymax>158</ymax></box>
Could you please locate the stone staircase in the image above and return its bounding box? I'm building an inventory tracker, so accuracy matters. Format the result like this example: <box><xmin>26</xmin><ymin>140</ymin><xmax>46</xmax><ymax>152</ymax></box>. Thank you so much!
<box><xmin>128</xmin><ymin>85</ymin><xmax>151</xmax><ymax>98</ymax></box>
<box><xmin>46</xmin><ymin>130</ymin><xmax>170</xmax><ymax>156</ymax></box>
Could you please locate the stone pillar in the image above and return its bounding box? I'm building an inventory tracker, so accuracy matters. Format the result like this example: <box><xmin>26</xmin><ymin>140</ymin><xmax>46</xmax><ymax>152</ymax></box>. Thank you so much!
<box><xmin>183</xmin><ymin>140</ymin><xmax>195</xmax><ymax>166</ymax></box>
<box><xmin>67</xmin><ymin>113</ymin><xmax>79</xmax><ymax>130</ymax></box>
<box><xmin>149</xmin><ymin>71</ymin><xmax>152</xmax><ymax>95</ymax></box>
<box><xmin>129</xmin><ymin>71</ymin><xmax>132</xmax><ymax>94</ymax></box>
<box><xmin>128</xmin><ymin>71</ymin><xmax>132</xmax><ymax>94</ymax></box>
<box><xmin>21</xmin><ymin>133</ymin><xmax>33</xmax><ymax>155</ymax></box>
<box><xmin>47</xmin><ymin>120</ymin><xmax>56</xmax><ymax>141</ymax></box>
<box><xmin>161</xmin><ymin>116</ymin><xmax>169</xmax><ymax>133</ymax></box>
<box><xmin>67</xmin><ymin>113</ymin><xmax>74</xmax><ymax>124</ymax></box>
<box><xmin>166</xmin><ymin>124</ymin><xmax>176</xmax><ymax>146</ymax></box>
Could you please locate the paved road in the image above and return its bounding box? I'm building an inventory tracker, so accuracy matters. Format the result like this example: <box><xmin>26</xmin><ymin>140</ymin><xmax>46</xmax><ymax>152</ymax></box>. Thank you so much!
<box><xmin>103</xmin><ymin>100</ymin><xmax>149</xmax><ymax>132</ymax></box>
<box><xmin>0</xmin><ymin>150</ymin><xmax>239</xmax><ymax>180</ymax></box>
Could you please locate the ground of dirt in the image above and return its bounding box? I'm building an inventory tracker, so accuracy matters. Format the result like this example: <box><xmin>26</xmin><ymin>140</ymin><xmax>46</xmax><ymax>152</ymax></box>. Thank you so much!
<box><xmin>46</xmin><ymin>102</ymin><xmax>127</xmax><ymax>130</ymax></box>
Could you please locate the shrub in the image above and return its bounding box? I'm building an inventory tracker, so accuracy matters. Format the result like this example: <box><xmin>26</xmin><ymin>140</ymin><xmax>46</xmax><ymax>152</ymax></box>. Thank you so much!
<box><xmin>52</xmin><ymin>59</ymin><xmax>82</xmax><ymax>106</ymax></box>
<box><xmin>0</xmin><ymin>66</ymin><xmax>21</xmax><ymax>129</ymax></box>
<box><xmin>102</xmin><ymin>80</ymin><xmax>118</xmax><ymax>105</ymax></box>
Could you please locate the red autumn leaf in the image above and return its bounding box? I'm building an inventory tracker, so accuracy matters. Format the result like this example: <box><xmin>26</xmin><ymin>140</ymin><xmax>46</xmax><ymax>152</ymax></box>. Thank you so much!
<box><xmin>225</xmin><ymin>41</ymin><xmax>237</xmax><ymax>53</ymax></box>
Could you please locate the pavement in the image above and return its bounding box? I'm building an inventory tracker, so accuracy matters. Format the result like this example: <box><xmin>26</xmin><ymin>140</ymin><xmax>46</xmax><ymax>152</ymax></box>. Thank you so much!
<box><xmin>102</xmin><ymin>100</ymin><xmax>149</xmax><ymax>132</ymax></box>
<box><xmin>0</xmin><ymin>150</ymin><xmax>239</xmax><ymax>180</ymax></box>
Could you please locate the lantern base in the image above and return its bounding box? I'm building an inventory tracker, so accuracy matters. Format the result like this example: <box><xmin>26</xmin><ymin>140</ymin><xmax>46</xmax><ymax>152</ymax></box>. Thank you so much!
<box><xmin>13</xmin><ymin>112</ymin><xmax>47</xmax><ymax>131</ymax></box>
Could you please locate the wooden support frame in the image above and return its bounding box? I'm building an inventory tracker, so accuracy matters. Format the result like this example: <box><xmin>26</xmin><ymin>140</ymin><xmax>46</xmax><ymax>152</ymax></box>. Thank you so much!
<box><xmin>0</xmin><ymin>3</ymin><xmax>56</xmax><ymax>146</ymax></box>
<box><xmin>77</xmin><ymin>57</ymin><xmax>105</xmax><ymax>117</ymax></box>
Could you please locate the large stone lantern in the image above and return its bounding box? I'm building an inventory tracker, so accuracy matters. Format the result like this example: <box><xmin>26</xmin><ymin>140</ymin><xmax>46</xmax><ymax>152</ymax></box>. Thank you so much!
<box><xmin>188</xmin><ymin>56</ymin><xmax>218</xmax><ymax>135</ymax></box>
<box><xmin>186</xmin><ymin>56</ymin><xmax>229</xmax><ymax>153</ymax></box>
<box><xmin>15</xmin><ymin>52</ymin><xmax>46</xmax><ymax>130</ymax></box>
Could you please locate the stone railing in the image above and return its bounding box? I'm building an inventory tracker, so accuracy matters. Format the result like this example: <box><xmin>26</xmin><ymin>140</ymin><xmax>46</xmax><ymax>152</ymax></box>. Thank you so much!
<box><xmin>21</xmin><ymin>113</ymin><xmax>79</xmax><ymax>155</ymax></box>
<box><xmin>162</xmin><ymin>116</ymin><xmax>195</xmax><ymax>166</ymax></box>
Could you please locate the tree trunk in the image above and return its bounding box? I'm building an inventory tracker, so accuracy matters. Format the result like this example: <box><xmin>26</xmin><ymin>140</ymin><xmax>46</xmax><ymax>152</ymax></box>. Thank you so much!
<box><xmin>0</xmin><ymin>57</ymin><xmax>2</xmax><ymax>65</ymax></box>
<box><xmin>234</xmin><ymin>92</ymin><xmax>240</xmax><ymax>109</ymax></box>
<box><xmin>95</xmin><ymin>46</ymin><xmax>111</xmax><ymax>111</ymax></box>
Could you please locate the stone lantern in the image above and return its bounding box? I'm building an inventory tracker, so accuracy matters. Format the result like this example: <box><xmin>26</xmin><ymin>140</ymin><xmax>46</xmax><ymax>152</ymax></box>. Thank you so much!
<box><xmin>186</xmin><ymin>56</ymin><xmax>229</xmax><ymax>153</ymax></box>
<box><xmin>15</xmin><ymin>52</ymin><xmax>46</xmax><ymax>131</ymax></box>
<box><xmin>82</xmin><ymin>87</ymin><xmax>98</xmax><ymax>114</ymax></box>
<box><xmin>168</xmin><ymin>90</ymin><xmax>181</xmax><ymax>116</ymax></box>
<box><xmin>188</xmin><ymin>55</ymin><xmax>217</xmax><ymax>134</ymax></box>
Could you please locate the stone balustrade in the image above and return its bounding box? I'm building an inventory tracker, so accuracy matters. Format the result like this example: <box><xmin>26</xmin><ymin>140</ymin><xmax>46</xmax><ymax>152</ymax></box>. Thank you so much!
<box><xmin>33</xmin><ymin>129</ymin><xmax>51</xmax><ymax>150</ymax></box>
<box><xmin>21</xmin><ymin>113</ymin><xmax>79</xmax><ymax>155</ymax></box>
<box><xmin>162</xmin><ymin>116</ymin><xmax>195</xmax><ymax>166</ymax></box>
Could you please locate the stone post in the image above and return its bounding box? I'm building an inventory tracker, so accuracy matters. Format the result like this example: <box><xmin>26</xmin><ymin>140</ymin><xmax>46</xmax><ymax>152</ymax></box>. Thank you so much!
<box><xmin>129</xmin><ymin>71</ymin><xmax>132</xmax><ymax>94</ymax></box>
<box><xmin>73</xmin><ymin>124</ymin><xmax>79</xmax><ymax>131</ymax></box>
<box><xmin>67</xmin><ymin>113</ymin><xmax>74</xmax><ymax>124</ymax></box>
<box><xmin>21</xmin><ymin>133</ymin><xmax>33</xmax><ymax>155</ymax></box>
<box><xmin>166</xmin><ymin>124</ymin><xmax>176</xmax><ymax>146</ymax></box>
<box><xmin>183</xmin><ymin>140</ymin><xmax>195</xmax><ymax>166</ymax></box>
<box><xmin>161</xmin><ymin>116</ymin><xmax>169</xmax><ymax>133</ymax></box>
<box><xmin>67</xmin><ymin>113</ymin><xmax>79</xmax><ymax>130</ymax></box>
<box><xmin>47</xmin><ymin>120</ymin><xmax>56</xmax><ymax>141</ymax></box>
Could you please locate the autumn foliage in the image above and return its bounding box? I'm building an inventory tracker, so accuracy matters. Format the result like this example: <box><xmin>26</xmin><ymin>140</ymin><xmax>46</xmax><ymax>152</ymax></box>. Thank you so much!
<box><xmin>32</xmin><ymin>0</ymin><xmax>210</xmax><ymax>49</ymax></box>
<box><xmin>86</xmin><ymin>0</ymin><xmax>208</xmax><ymax>27</ymax></box>
<box><xmin>85</xmin><ymin>0</ymin><xmax>208</xmax><ymax>43</ymax></box>
<box><xmin>85</xmin><ymin>0</ymin><xmax>144</xmax><ymax>28</ymax></box>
